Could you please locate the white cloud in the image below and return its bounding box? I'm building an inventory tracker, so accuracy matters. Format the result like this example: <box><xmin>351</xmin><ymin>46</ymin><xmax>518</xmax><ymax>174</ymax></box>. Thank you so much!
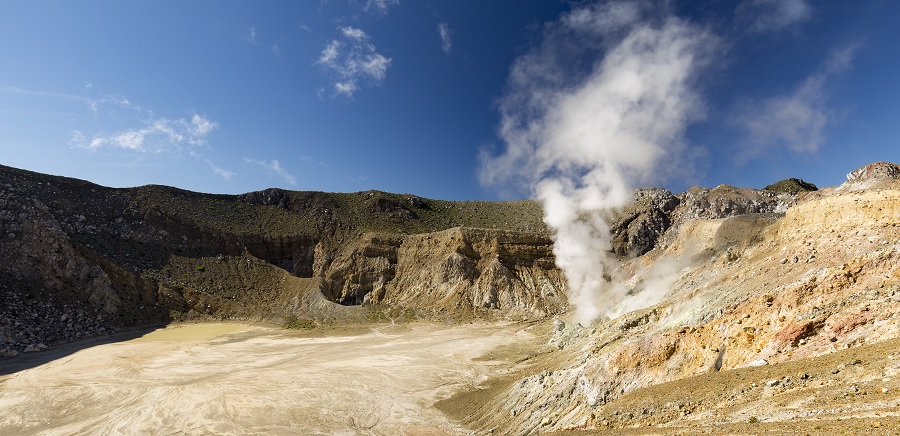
<box><xmin>316</xmin><ymin>26</ymin><xmax>392</xmax><ymax>97</ymax></box>
<box><xmin>298</xmin><ymin>22</ymin><xmax>312</xmax><ymax>33</ymax></box>
<box><xmin>561</xmin><ymin>0</ymin><xmax>643</xmax><ymax>35</ymax></box>
<box><xmin>190</xmin><ymin>114</ymin><xmax>218</xmax><ymax>137</ymax></box>
<box><xmin>341</xmin><ymin>26</ymin><xmax>367</xmax><ymax>40</ymax></box>
<box><xmin>318</xmin><ymin>40</ymin><xmax>341</xmax><ymax>64</ymax></box>
<box><xmin>480</xmin><ymin>1</ymin><xmax>717</xmax><ymax>323</ymax></box>
<box><xmin>737</xmin><ymin>0</ymin><xmax>812</xmax><ymax>33</ymax></box>
<box><xmin>734</xmin><ymin>43</ymin><xmax>859</xmax><ymax>156</ymax></box>
<box><xmin>86</xmin><ymin>93</ymin><xmax>139</xmax><ymax>115</ymax></box>
<box><xmin>244</xmin><ymin>158</ymin><xmax>298</xmax><ymax>186</ymax></box>
<box><xmin>272</xmin><ymin>43</ymin><xmax>282</xmax><ymax>59</ymax></box>
<box><xmin>335</xmin><ymin>81</ymin><xmax>358</xmax><ymax>97</ymax></box>
<box><xmin>438</xmin><ymin>23</ymin><xmax>452</xmax><ymax>54</ymax></box>
<box><xmin>71</xmin><ymin>113</ymin><xmax>218</xmax><ymax>152</ymax></box>
<box><xmin>359</xmin><ymin>53</ymin><xmax>390</xmax><ymax>81</ymax></box>
<box><xmin>364</xmin><ymin>0</ymin><xmax>398</xmax><ymax>15</ymax></box>
<box><xmin>247</xmin><ymin>26</ymin><xmax>258</xmax><ymax>44</ymax></box>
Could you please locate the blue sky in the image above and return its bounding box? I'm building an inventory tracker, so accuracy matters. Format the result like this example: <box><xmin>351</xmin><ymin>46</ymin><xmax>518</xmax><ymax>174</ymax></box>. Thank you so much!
<box><xmin>1</xmin><ymin>1</ymin><xmax>898</xmax><ymax>200</ymax></box>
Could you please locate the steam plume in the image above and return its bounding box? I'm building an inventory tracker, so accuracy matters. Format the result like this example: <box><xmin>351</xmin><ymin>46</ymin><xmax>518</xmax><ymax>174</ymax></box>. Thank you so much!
<box><xmin>481</xmin><ymin>1</ymin><xmax>716</xmax><ymax>324</ymax></box>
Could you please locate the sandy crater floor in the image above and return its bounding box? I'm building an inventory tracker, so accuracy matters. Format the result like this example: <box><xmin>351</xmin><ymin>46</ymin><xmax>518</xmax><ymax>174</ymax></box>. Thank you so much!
<box><xmin>0</xmin><ymin>322</ymin><xmax>534</xmax><ymax>435</ymax></box>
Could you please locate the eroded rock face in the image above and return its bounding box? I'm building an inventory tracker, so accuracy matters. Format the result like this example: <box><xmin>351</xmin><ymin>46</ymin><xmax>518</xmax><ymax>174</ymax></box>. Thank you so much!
<box><xmin>846</xmin><ymin>161</ymin><xmax>900</xmax><ymax>183</ymax></box>
<box><xmin>381</xmin><ymin>228</ymin><xmax>567</xmax><ymax>320</ymax></box>
<box><xmin>313</xmin><ymin>226</ymin><xmax>568</xmax><ymax>320</ymax></box>
<box><xmin>322</xmin><ymin>234</ymin><xmax>402</xmax><ymax>305</ymax></box>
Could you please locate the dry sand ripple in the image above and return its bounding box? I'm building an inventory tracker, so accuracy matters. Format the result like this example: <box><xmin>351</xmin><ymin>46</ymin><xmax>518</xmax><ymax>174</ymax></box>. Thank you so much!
<box><xmin>0</xmin><ymin>322</ymin><xmax>536</xmax><ymax>435</ymax></box>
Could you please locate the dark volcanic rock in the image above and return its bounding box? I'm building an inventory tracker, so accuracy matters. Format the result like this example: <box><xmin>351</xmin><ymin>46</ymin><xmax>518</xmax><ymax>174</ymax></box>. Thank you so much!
<box><xmin>608</xmin><ymin>189</ymin><xmax>679</xmax><ymax>257</ymax></box>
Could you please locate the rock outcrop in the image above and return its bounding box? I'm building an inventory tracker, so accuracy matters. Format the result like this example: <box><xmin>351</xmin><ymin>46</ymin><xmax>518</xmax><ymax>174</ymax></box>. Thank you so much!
<box><xmin>380</xmin><ymin>228</ymin><xmax>567</xmax><ymax>319</ymax></box>
<box><xmin>608</xmin><ymin>188</ymin><xmax>679</xmax><ymax>257</ymax></box>
<box><xmin>607</xmin><ymin>184</ymin><xmax>797</xmax><ymax>258</ymax></box>
<box><xmin>846</xmin><ymin>161</ymin><xmax>900</xmax><ymax>183</ymax></box>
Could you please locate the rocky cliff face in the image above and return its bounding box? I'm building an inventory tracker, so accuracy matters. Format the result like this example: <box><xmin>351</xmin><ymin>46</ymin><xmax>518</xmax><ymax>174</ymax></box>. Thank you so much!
<box><xmin>380</xmin><ymin>228</ymin><xmax>567</xmax><ymax>320</ymax></box>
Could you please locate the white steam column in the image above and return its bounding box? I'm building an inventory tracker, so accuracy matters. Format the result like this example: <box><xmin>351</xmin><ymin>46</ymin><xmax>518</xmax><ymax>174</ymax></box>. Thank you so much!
<box><xmin>481</xmin><ymin>1</ymin><xmax>717</xmax><ymax>325</ymax></box>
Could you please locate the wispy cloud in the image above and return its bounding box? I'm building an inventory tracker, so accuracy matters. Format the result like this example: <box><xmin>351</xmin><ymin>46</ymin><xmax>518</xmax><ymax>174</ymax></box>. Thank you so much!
<box><xmin>334</xmin><ymin>81</ymin><xmax>358</xmax><ymax>97</ymax></box>
<box><xmin>0</xmin><ymin>85</ymin><xmax>136</xmax><ymax>115</ymax></box>
<box><xmin>244</xmin><ymin>158</ymin><xmax>298</xmax><ymax>186</ymax></box>
<box><xmin>364</xmin><ymin>0</ymin><xmax>398</xmax><ymax>15</ymax></box>
<box><xmin>737</xmin><ymin>0</ymin><xmax>812</xmax><ymax>33</ymax></box>
<box><xmin>189</xmin><ymin>150</ymin><xmax>235</xmax><ymax>180</ymax></box>
<box><xmin>206</xmin><ymin>159</ymin><xmax>235</xmax><ymax>180</ymax></box>
<box><xmin>271</xmin><ymin>43</ymin><xmax>283</xmax><ymax>59</ymax></box>
<box><xmin>189</xmin><ymin>113</ymin><xmax>217</xmax><ymax>137</ymax></box>
<box><xmin>341</xmin><ymin>26</ymin><xmax>367</xmax><ymax>40</ymax></box>
<box><xmin>71</xmin><ymin>113</ymin><xmax>219</xmax><ymax>152</ymax></box>
<box><xmin>298</xmin><ymin>22</ymin><xmax>312</xmax><ymax>33</ymax></box>
<box><xmin>734</xmin><ymin>43</ymin><xmax>859</xmax><ymax>157</ymax></box>
<box><xmin>87</xmin><ymin>93</ymin><xmax>140</xmax><ymax>115</ymax></box>
<box><xmin>438</xmin><ymin>23</ymin><xmax>452</xmax><ymax>54</ymax></box>
<box><xmin>0</xmin><ymin>85</ymin><xmax>85</xmax><ymax>101</ymax></box>
<box><xmin>6</xmin><ymin>83</ymin><xmax>231</xmax><ymax>184</ymax></box>
<box><xmin>318</xmin><ymin>40</ymin><xmax>341</xmax><ymax>64</ymax></box>
<box><xmin>316</xmin><ymin>26</ymin><xmax>392</xmax><ymax>97</ymax></box>
<box><xmin>246</xmin><ymin>26</ymin><xmax>258</xmax><ymax>44</ymax></box>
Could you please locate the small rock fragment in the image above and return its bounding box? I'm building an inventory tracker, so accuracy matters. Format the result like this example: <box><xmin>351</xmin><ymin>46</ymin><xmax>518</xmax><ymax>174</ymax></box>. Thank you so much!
<box><xmin>552</xmin><ymin>319</ymin><xmax>565</xmax><ymax>332</ymax></box>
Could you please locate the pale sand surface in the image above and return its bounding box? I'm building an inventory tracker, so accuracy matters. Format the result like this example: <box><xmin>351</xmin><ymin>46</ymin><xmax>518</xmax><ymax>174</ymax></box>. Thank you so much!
<box><xmin>0</xmin><ymin>322</ymin><xmax>535</xmax><ymax>435</ymax></box>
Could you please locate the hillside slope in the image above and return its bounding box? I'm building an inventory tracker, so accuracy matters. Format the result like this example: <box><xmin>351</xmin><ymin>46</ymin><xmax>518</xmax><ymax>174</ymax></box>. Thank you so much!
<box><xmin>0</xmin><ymin>164</ymin><xmax>556</xmax><ymax>355</ymax></box>
<box><xmin>440</xmin><ymin>163</ymin><xmax>900</xmax><ymax>434</ymax></box>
